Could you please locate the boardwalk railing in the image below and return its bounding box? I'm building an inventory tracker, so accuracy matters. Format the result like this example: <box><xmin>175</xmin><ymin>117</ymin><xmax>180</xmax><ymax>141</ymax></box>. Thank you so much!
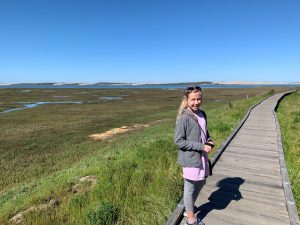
<box><xmin>164</xmin><ymin>91</ymin><xmax>299</xmax><ymax>225</ymax></box>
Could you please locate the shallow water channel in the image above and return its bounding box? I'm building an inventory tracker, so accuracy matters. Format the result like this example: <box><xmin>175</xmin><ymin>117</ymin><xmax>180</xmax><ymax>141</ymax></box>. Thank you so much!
<box><xmin>1</xmin><ymin>101</ymin><xmax>82</xmax><ymax>113</ymax></box>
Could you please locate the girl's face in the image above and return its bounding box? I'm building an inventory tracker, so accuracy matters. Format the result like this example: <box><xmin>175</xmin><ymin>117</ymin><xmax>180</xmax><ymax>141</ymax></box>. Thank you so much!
<box><xmin>187</xmin><ymin>91</ymin><xmax>202</xmax><ymax>113</ymax></box>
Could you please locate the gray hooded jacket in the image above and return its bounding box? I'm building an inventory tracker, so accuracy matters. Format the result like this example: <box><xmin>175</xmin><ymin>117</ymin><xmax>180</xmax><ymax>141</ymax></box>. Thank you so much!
<box><xmin>174</xmin><ymin>109</ymin><xmax>212</xmax><ymax>168</ymax></box>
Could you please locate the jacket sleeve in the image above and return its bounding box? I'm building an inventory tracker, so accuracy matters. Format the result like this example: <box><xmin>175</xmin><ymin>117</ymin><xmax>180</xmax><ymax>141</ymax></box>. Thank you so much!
<box><xmin>206</xmin><ymin>130</ymin><xmax>212</xmax><ymax>142</ymax></box>
<box><xmin>174</xmin><ymin>116</ymin><xmax>205</xmax><ymax>151</ymax></box>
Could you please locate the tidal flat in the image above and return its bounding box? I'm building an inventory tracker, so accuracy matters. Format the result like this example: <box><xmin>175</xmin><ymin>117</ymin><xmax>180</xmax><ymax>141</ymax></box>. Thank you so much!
<box><xmin>0</xmin><ymin>86</ymin><xmax>294</xmax><ymax>225</ymax></box>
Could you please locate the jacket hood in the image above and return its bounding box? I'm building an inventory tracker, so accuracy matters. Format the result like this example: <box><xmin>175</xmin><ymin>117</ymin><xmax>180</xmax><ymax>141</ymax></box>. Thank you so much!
<box><xmin>182</xmin><ymin>108</ymin><xmax>198</xmax><ymax>122</ymax></box>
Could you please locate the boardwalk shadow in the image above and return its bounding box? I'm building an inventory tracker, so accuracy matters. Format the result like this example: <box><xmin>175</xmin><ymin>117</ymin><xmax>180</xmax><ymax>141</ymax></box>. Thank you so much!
<box><xmin>197</xmin><ymin>177</ymin><xmax>245</xmax><ymax>220</ymax></box>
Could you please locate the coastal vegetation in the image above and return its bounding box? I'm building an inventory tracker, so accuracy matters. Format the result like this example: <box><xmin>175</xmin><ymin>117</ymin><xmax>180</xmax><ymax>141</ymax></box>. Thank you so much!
<box><xmin>277</xmin><ymin>90</ymin><xmax>300</xmax><ymax>215</ymax></box>
<box><xmin>0</xmin><ymin>86</ymin><xmax>294</xmax><ymax>225</ymax></box>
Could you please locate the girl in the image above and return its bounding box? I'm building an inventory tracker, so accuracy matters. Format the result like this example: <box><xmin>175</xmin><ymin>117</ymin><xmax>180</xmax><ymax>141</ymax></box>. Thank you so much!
<box><xmin>174</xmin><ymin>86</ymin><xmax>214</xmax><ymax>225</ymax></box>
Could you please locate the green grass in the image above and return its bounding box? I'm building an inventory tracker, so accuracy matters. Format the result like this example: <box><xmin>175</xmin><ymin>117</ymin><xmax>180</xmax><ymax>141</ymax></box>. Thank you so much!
<box><xmin>277</xmin><ymin>91</ymin><xmax>300</xmax><ymax>215</ymax></box>
<box><xmin>0</xmin><ymin>87</ymin><xmax>294</xmax><ymax>224</ymax></box>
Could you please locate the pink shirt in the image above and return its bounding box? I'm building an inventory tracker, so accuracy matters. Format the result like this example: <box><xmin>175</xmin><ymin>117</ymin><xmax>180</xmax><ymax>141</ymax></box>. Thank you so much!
<box><xmin>182</xmin><ymin>111</ymin><xmax>209</xmax><ymax>181</ymax></box>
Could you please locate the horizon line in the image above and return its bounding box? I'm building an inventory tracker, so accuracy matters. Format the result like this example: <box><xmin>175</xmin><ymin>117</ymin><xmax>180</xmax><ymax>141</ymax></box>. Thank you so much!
<box><xmin>1</xmin><ymin>81</ymin><xmax>300</xmax><ymax>85</ymax></box>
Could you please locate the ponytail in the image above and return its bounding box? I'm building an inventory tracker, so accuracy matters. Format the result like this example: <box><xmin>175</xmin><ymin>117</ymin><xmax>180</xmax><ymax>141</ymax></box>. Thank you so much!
<box><xmin>176</xmin><ymin>96</ymin><xmax>188</xmax><ymax>123</ymax></box>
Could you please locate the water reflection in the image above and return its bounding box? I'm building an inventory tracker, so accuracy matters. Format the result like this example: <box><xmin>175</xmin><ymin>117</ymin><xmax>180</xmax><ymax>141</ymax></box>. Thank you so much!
<box><xmin>1</xmin><ymin>101</ymin><xmax>82</xmax><ymax>113</ymax></box>
<box><xmin>52</xmin><ymin>96</ymin><xmax>69</xmax><ymax>98</ymax></box>
<box><xmin>20</xmin><ymin>90</ymin><xmax>32</xmax><ymax>93</ymax></box>
<box><xmin>98</xmin><ymin>96</ymin><xmax>123</xmax><ymax>100</ymax></box>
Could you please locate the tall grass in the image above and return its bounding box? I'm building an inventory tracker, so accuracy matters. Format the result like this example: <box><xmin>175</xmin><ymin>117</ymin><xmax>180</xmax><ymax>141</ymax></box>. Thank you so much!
<box><xmin>0</xmin><ymin>87</ymin><xmax>291</xmax><ymax>224</ymax></box>
<box><xmin>277</xmin><ymin>91</ymin><xmax>300</xmax><ymax>215</ymax></box>
<box><xmin>1</xmin><ymin>122</ymin><xmax>182</xmax><ymax>225</ymax></box>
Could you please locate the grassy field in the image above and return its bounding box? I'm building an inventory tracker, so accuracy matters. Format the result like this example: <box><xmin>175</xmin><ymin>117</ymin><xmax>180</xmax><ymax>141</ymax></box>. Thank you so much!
<box><xmin>277</xmin><ymin>90</ymin><xmax>300</xmax><ymax>215</ymax></box>
<box><xmin>0</xmin><ymin>86</ymin><xmax>294</xmax><ymax>225</ymax></box>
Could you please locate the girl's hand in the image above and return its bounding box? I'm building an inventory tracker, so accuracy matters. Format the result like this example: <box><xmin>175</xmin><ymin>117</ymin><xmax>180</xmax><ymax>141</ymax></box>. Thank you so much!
<box><xmin>206</xmin><ymin>141</ymin><xmax>215</xmax><ymax>148</ymax></box>
<box><xmin>204</xmin><ymin>144</ymin><xmax>212</xmax><ymax>153</ymax></box>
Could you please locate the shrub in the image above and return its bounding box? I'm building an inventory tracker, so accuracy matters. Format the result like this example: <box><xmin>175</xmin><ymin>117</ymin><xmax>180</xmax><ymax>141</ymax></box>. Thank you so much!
<box><xmin>86</xmin><ymin>201</ymin><xmax>119</xmax><ymax>225</ymax></box>
<box><xmin>267</xmin><ymin>89</ymin><xmax>275</xmax><ymax>95</ymax></box>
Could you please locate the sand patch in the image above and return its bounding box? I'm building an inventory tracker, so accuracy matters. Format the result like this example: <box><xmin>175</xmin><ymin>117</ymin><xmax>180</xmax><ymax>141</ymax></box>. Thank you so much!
<box><xmin>72</xmin><ymin>175</ymin><xmax>97</xmax><ymax>193</ymax></box>
<box><xmin>89</xmin><ymin>124</ymin><xmax>150</xmax><ymax>140</ymax></box>
<box><xmin>9</xmin><ymin>199</ymin><xmax>60</xmax><ymax>224</ymax></box>
<box><xmin>89</xmin><ymin>119</ymin><xmax>169</xmax><ymax>141</ymax></box>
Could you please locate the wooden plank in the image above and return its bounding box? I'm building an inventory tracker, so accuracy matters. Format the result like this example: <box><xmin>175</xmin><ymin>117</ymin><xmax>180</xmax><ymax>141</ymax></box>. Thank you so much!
<box><xmin>223</xmin><ymin>151</ymin><xmax>279</xmax><ymax>161</ymax></box>
<box><xmin>229</xmin><ymin>143</ymin><xmax>278</xmax><ymax>151</ymax></box>
<box><xmin>199</xmin><ymin>206</ymin><xmax>290</xmax><ymax>225</ymax></box>
<box><xmin>225</xmin><ymin>146</ymin><xmax>279</xmax><ymax>156</ymax></box>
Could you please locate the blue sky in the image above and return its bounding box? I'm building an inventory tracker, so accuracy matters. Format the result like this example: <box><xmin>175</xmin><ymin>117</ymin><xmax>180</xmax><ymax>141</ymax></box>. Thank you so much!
<box><xmin>0</xmin><ymin>0</ymin><xmax>299</xmax><ymax>83</ymax></box>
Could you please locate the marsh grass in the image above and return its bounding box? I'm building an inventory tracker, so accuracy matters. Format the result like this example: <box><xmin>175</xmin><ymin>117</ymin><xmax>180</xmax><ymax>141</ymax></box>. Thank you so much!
<box><xmin>277</xmin><ymin>91</ymin><xmax>300</xmax><ymax>215</ymax></box>
<box><xmin>0</xmin><ymin>86</ymin><xmax>294</xmax><ymax>224</ymax></box>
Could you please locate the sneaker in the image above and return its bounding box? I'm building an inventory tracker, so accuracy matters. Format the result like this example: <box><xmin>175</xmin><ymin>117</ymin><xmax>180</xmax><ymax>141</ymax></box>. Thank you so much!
<box><xmin>183</xmin><ymin>205</ymin><xmax>198</xmax><ymax>217</ymax></box>
<box><xmin>184</xmin><ymin>218</ymin><xmax>205</xmax><ymax>225</ymax></box>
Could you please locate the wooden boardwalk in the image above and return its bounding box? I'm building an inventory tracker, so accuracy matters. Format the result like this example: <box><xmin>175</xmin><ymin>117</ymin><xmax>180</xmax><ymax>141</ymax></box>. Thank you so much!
<box><xmin>174</xmin><ymin>93</ymin><xmax>299</xmax><ymax>225</ymax></box>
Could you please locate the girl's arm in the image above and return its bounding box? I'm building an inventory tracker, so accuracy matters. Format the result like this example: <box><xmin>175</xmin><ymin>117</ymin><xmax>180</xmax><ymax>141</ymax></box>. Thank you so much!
<box><xmin>174</xmin><ymin>117</ymin><xmax>205</xmax><ymax>152</ymax></box>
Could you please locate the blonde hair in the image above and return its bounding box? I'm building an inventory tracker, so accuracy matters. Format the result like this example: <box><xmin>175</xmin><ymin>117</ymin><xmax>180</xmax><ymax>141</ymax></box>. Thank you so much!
<box><xmin>176</xmin><ymin>89</ymin><xmax>202</xmax><ymax>122</ymax></box>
